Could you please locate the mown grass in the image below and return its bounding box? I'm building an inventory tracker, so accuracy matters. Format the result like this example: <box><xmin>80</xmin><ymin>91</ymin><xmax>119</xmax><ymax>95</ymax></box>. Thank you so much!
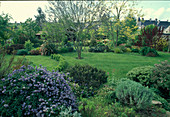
<box><xmin>10</xmin><ymin>51</ymin><xmax>170</xmax><ymax>79</ymax></box>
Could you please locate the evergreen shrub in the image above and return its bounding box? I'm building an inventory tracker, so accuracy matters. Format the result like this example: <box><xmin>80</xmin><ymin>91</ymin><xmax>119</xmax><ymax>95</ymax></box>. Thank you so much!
<box><xmin>116</xmin><ymin>80</ymin><xmax>153</xmax><ymax>110</ymax></box>
<box><xmin>126</xmin><ymin>66</ymin><xmax>154</xmax><ymax>87</ymax></box>
<box><xmin>66</xmin><ymin>64</ymin><xmax>108</xmax><ymax>97</ymax></box>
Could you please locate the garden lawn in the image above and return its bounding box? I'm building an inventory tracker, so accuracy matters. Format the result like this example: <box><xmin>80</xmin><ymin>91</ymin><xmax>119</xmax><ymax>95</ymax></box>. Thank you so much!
<box><xmin>15</xmin><ymin>51</ymin><xmax>170</xmax><ymax>79</ymax></box>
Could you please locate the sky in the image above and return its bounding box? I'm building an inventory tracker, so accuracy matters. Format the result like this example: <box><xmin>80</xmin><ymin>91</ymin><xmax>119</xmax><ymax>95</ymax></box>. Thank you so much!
<box><xmin>0</xmin><ymin>1</ymin><xmax>170</xmax><ymax>23</ymax></box>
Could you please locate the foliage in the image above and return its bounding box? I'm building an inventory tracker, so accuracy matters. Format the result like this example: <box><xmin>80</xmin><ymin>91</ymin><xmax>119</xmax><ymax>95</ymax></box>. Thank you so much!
<box><xmin>12</xmin><ymin>57</ymin><xmax>34</xmax><ymax>71</ymax></box>
<box><xmin>0</xmin><ymin>65</ymin><xmax>77</xmax><ymax>116</ymax></box>
<box><xmin>13</xmin><ymin>18</ymin><xmax>40</xmax><ymax>44</ymax></box>
<box><xmin>0</xmin><ymin>45</ymin><xmax>15</xmax><ymax>78</ymax></box>
<box><xmin>34</xmin><ymin>7</ymin><xmax>46</xmax><ymax>30</ymax></box>
<box><xmin>126</xmin><ymin>48</ymin><xmax>131</xmax><ymax>52</ymax></box>
<box><xmin>59</xmin><ymin>106</ymin><xmax>81</xmax><ymax>117</ymax></box>
<box><xmin>126</xmin><ymin>66</ymin><xmax>154</xmax><ymax>87</ymax></box>
<box><xmin>136</xmin><ymin>24</ymin><xmax>164</xmax><ymax>47</ymax></box>
<box><xmin>0</xmin><ymin>14</ymin><xmax>12</xmax><ymax>45</ymax></box>
<box><xmin>88</xmin><ymin>46</ymin><xmax>105</xmax><ymax>53</ymax></box>
<box><xmin>152</xmin><ymin>90</ymin><xmax>170</xmax><ymax>111</ymax></box>
<box><xmin>114</xmin><ymin>47</ymin><xmax>122</xmax><ymax>53</ymax></box>
<box><xmin>5</xmin><ymin>44</ymin><xmax>24</xmax><ymax>54</ymax></box>
<box><xmin>24</xmin><ymin>40</ymin><xmax>33</xmax><ymax>51</ymax></box>
<box><xmin>116</xmin><ymin>79</ymin><xmax>153</xmax><ymax>110</ymax></box>
<box><xmin>30</xmin><ymin>48</ymin><xmax>40</xmax><ymax>55</ymax></box>
<box><xmin>47</xmin><ymin>1</ymin><xmax>105</xmax><ymax>59</ymax></box>
<box><xmin>16</xmin><ymin>49</ymin><xmax>28</xmax><ymax>55</ymax></box>
<box><xmin>51</xmin><ymin>54</ymin><xmax>68</xmax><ymax>71</ymax></box>
<box><xmin>66</xmin><ymin>64</ymin><xmax>108</xmax><ymax>97</ymax></box>
<box><xmin>89</xmin><ymin>39</ymin><xmax>97</xmax><ymax>47</ymax></box>
<box><xmin>155</xmin><ymin>36</ymin><xmax>168</xmax><ymax>51</ymax></box>
<box><xmin>140</xmin><ymin>46</ymin><xmax>159</xmax><ymax>57</ymax></box>
<box><xmin>151</xmin><ymin>60</ymin><xmax>170</xmax><ymax>99</ymax></box>
<box><xmin>40</xmin><ymin>42</ymin><xmax>57</xmax><ymax>56</ymax></box>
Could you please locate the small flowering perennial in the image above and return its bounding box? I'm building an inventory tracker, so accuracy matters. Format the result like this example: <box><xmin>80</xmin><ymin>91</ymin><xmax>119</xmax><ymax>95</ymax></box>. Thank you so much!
<box><xmin>0</xmin><ymin>65</ymin><xmax>77</xmax><ymax>116</ymax></box>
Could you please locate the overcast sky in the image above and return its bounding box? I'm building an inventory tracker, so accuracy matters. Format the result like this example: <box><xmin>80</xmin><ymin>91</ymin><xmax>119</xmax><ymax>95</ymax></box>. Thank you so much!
<box><xmin>0</xmin><ymin>1</ymin><xmax>170</xmax><ymax>23</ymax></box>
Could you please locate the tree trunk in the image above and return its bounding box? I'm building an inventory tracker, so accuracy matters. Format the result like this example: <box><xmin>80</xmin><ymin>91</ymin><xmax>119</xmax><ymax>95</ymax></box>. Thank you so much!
<box><xmin>77</xmin><ymin>47</ymin><xmax>82</xmax><ymax>59</ymax></box>
<box><xmin>116</xmin><ymin>26</ymin><xmax>119</xmax><ymax>47</ymax></box>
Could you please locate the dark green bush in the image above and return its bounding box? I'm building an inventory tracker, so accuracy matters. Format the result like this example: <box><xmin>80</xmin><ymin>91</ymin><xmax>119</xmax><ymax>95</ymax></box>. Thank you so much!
<box><xmin>151</xmin><ymin>60</ymin><xmax>170</xmax><ymax>99</ymax></box>
<box><xmin>89</xmin><ymin>39</ymin><xmax>97</xmax><ymax>46</ymax></box>
<box><xmin>126</xmin><ymin>66</ymin><xmax>154</xmax><ymax>87</ymax></box>
<box><xmin>131</xmin><ymin>48</ymin><xmax>139</xmax><ymax>53</ymax></box>
<box><xmin>16</xmin><ymin>49</ymin><xmax>28</xmax><ymax>55</ymax></box>
<box><xmin>6</xmin><ymin>44</ymin><xmax>24</xmax><ymax>54</ymax></box>
<box><xmin>116</xmin><ymin>79</ymin><xmax>153</xmax><ymax>110</ymax></box>
<box><xmin>0</xmin><ymin>65</ymin><xmax>77</xmax><ymax>116</ymax></box>
<box><xmin>140</xmin><ymin>46</ymin><xmax>159</xmax><ymax>57</ymax></box>
<box><xmin>66</xmin><ymin>64</ymin><xmax>108</xmax><ymax>97</ymax></box>
<box><xmin>58</xmin><ymin>48</ymin><xmax>69</xmax><ymax>53</ymax></box>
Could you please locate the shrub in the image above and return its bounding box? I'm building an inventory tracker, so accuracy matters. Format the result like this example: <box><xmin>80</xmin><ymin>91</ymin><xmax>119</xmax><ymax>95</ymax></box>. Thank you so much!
<box><xmin>67</xmin><ymin>47</ymin><xmax>74</xmax><ymax>52</ymax></box>
<box><xmin>59</xmin><ymin>106</ymin><xmax>81</xmax><ymax>117</ymax></box>
<box><xmin>89</xmin><ymin>39</ymin><xmax>97</xmax><ymax>46</ymax></box>
<box><xmin>5</xmin><ymin>44</ymin><xmax>24</xmax><ymax>54</ymax></box>
<box><xmin>66</xmin><ymin>64</ymin><xmax>108</xmax><ymax>97</ymax></box>
<box><xmin>140</xmin><ymin>46</ymin><xmax>159</xmax><ymax>57</ymax></box>
<box><xmin>0</xmin><ymin>45</ymin><xmax>15</xmax><ymax>78</ymax></box>
<box><xmin>40</xmin><ymin>43</ymin><xmax>57</xmax><ymax>56</ymax></box>
<box><xmin>58</xmin><ymin>48</ymin><xmax>69</xmax><ymax>53</ymax></box>
<box><xmin>16</xmin><ymin>49</ymin><xmax>28</xmax><ymax>55</ymax></box>
<box><xmin>88</xmin><ymin>46</ymin><xmax>105</xmax><ymax>53</ymax></box>
<box><xmin>0</xmin><ymin>65</ymin><xmax>77</xmax><ymax>116</ymax></box>
<box><xmin>51</xmin><ymin>54</ymin><xmax>68</xmax><ymax>71</ymax></box>
<box><xmin>114</xmin><ymin>47</ymin><xmax>122</xmax><ymax>53</ymax></box>
<box><xmin>119</xmin><ymin>45</ymin><xmax>126</xmax><ymax>52</ymax></box>
<box><xmin>126</xmin><ymin>66</ymin><xmax>154</xmax><ymax>87</ymax></box>
<box><xmin>30</xmin><ymin>49</ymin><xmax>40</xmax><ymax>55</ymax></box>
<box><xmin>126</xmin><ymin>48</ymin><xmax>131</xmax><ymax>52</ymax></box>
<box><xmin>155</xmin><ymin>37</ymin><xmax>168</xmax><ymax>51</ymax></box>
<box><xmin>24</xmin><ymin>40</ymin><xmax>33</xmax><ymax>51</ymax></box>
<box><xmin>151</xmin><ymin>60</ymin><xmax>170</xmax><ymax>99</ymax></box>
<box><xmin>116</xmin><ymin>80</ymin><xmax>153</xmax><ymax>110</ymax></box>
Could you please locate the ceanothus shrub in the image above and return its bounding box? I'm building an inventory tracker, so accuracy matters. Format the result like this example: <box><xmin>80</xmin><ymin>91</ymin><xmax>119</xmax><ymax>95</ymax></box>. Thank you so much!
<box><xmin>0</xmin><ymin>65</ymin><xmax>77</xmax><ymax>116</ymax></box>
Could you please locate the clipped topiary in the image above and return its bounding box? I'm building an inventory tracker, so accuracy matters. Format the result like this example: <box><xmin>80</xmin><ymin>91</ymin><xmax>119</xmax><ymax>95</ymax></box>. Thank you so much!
<box><xmin>0</xmin><ymin>65</ymin><xmax>77</xmax><ymax>116</ymax></box>
<box><xmin>126</xmin><ymin>66</ymin><xmax>154</xmax><ymax>87</ymax></box>
<box><xmin>66</xmin><ymin>64</ymin><xmax>108</xmax><ymax>97</ymax></box>
<box><xmin>116</xmin><ymin>79</ymin><xmax>153</xmax><ymax>110</ymax></box>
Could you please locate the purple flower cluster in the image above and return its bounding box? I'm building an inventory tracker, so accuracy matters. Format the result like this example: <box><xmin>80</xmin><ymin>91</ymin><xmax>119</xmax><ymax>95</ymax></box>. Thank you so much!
<box><xmin>0</xmin><ymin>65</ymin><xmax>77</xmax><ymax>116</ymax></box>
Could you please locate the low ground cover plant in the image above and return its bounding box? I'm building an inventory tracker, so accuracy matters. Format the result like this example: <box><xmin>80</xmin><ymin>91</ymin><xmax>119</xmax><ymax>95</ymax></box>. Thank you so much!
<box><xmin>0</xmin><ymin>65</ymin><xmax>77</xmax><ymax>116</ymax></box>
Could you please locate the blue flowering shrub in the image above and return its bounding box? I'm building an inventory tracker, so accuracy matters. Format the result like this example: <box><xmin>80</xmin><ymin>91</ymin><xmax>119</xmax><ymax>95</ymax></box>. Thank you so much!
<box><xmin>0</xmin><ymin>65</ymin><xmax>77</xmax><ymax>116</ymax></box>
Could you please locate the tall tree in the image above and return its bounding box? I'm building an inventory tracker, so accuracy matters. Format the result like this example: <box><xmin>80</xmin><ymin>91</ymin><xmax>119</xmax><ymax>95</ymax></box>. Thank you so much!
<box><xmin>0</xmin><ymin>13</ymin><xmax>12</xmax><ymax>45</ymax></box>
<box><xmin>47</xmin><ymin>1</ymin><xmax>105</xmax><ymax>59</ymax></box>
<box><xmin>102</xmin><ymin>0</ymin><xmax>143</xmax><ymax>46</ymax></box>
<box><xmin>34</xmin><ymin>7</ymin><xmax>46</xmax><ymax>30</ymax></box>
